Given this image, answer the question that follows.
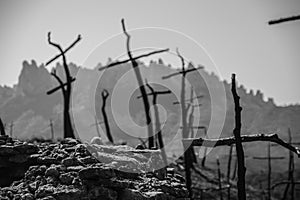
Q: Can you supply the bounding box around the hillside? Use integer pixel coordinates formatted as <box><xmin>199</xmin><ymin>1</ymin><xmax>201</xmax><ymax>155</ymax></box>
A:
<box><xmin>0</xmin><ymin>59</ymin><xmax>299</xmax><ymax>176</ymax></box>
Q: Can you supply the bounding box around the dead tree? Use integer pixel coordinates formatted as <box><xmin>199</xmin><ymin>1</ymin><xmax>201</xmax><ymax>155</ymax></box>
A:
<box><xmin>0</xmin><ymin>117</ymin><xmax>5</xmax><ymax>136</ymax></box>
<box><xmin>46</xmin><ymin>32</ymin><xmax>81</xmax><ymax>139</ymax></box>
<box><xmin>227</xmin><ymin>144</ymin><xmax>233</xmax><ymax>200</ymax></box>
<box><xmin>98</xmin><ymin>19</ymin><xmax>168</xmax><ymax>149</ymax></box>
<box><xmin>137</xmin><ymin>80</ymin><xmax>171</xmax><ymax>165</ymax></box>
<box><xmin>231</xmin><ymin>74</ymin><xmax>246</xmax><ymax>200</ymax></box>
<box><xmin>162</xmin><ymin>49</ymin><xmax>203</xmax><ymax>197</ymax></box>
<box><xmin>217</xmin><ymin>157</ymin><xmax>224</xmax><ymax>200</ymax></box>
<box><xmin>91</xmin><ymin>115</ymin><xmax>103</xmax><ymax>138</ymax></box>
<box><xmin>9</xmin><ymin>121</ymin><xmax>13</xmax><ymax>138</ymax></box>
<box><xmin>101</xmin><ymin>89</ymin><xmax>114</xmax><ymax>144</ymax></box>
<box><xmin>270</xmin><ymin>128</ymin><xmax>297</xmax><ymax>200</ymax></box>
<box><xmin>49</xmin><ymin>119</ymin><xmax>54</xmax><ymax>141</ymax></box>
<box><xmin>269</xmin><ymin>14</ymin><xmax>300</xmax><ymax>25</ymax></box>
<box><xmin>252</xmin><ymin>142</ymin><xmax>285</xmax><ymax>200</ymax></box>
<box><xmin>183</xmin><ymin>74</ymin><xmax>300</xmax><ymax>200</ymax></box>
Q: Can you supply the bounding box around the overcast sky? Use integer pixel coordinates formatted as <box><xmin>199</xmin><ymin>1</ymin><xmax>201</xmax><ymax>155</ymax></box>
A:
<box><xmin>0</xmin><ymin>0</ymin><xmax>299</xmax><ymax>105</ymax></box>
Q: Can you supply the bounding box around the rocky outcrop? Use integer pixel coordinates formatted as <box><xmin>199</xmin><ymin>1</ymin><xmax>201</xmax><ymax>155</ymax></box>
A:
<box><xmin>0</xmin><ymin>136</ymin><xmax>189</xmax><ymax>199</ymax></box>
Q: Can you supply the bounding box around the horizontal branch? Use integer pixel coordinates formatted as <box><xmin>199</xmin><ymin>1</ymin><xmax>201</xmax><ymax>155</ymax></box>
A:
<box><xmin>46</xmin><ymin>34</ymin><xmax>81</xmax><ymax>66</ymax></box>
<box><xmin>162</xmin><ymin>66</ymin><xmax>203</xmax><ymax>79</ymax></box>
<box><xmin>173</xmin><ymin>95</ymin><xmax>204</xmax><ymax>104</ymax></box>
<box><xmin>47</xmin><ymin>77</ymin><xmax>76</xmax><ymax>95</ymax></box>
<box><xmin>252</xmin><ymin>156</ymin><xmax>285</xmax><ymax>160</ymax></box>
<box><xmin>268</xmin><ymin>15</ymin><xmax>300</xmax><ymax>25</ymax></box>
<box><xmin>271</xmin><ymin>181</ymin><xmax>300</xmax><ymax>190</ymax></box>
<box><xmin>182</xmin><ymin>134</ymin><xmax>300</xmax><ymax>157</ymax></box>
<box><xmin>137</xmin><ymin>90</ymin><xmax>171</xmax><ymax>99</ymax></box>
<box><xmin>98</xmin><ymin>48</ymin><xmax>169</xmax><ymax>71</ymax></box>
<box><xmin>180</xmin><ymin>126</ymin><xmax>207</xmax><ymax>129</ymax></box>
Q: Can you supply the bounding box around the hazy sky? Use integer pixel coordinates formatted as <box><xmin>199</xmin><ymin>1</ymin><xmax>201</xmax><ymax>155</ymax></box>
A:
<box><xmin>0</xmin><ymin>0</ymin><xmax>300</xmax><ymax>105</ymax></box>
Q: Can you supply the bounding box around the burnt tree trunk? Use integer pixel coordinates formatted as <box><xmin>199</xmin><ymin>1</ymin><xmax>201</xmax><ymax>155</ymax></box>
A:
<box><xmin>121</xmin><ymin>19</ymin><xmax>154</xmax><ymax>148</ymax></box>
<box><xmin>217</xmin><ymin>157</ymin><xmax>224</xmax><ymax>200</ymax></box>
<box><xmin>0</xmin><ymin>117</ymin><xmax>5</xmax><ymax>136</ymax></box>
<box><xmin>227</xmin><ymin>145</ymin><xmax>233</xmax><ymax>200</ymax></box>
<box><xmin>46</xmin><ymin>32</ymin><xmax>80</xmax><ymax>139</ymax></box>
<box><xmin>231</xmin><ymin>73</ymin><xmax>246</xmax><ymax>200</ymax></box>
<box><xmin>101</xmin><ymin>89</ymin><xmax>114</xmax><ymax>144</ymax></box>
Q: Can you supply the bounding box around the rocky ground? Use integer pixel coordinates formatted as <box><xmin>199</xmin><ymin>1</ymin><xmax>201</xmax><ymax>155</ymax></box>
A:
<box><xmin>0</xmin><ymin>135</ymin><xmax>189</xmax><ymax>200</ymax></box>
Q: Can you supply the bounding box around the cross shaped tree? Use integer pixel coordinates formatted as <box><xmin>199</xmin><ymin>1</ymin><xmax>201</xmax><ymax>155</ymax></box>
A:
<box><xmin>46</xmin><ymin>32</ymin><xmax>81</xmax><ymax>139</ymax></box>
<box><xmin>98</xmin><ymin>19</ymin><xmax>169</xmax><ymax>149</ymax></box>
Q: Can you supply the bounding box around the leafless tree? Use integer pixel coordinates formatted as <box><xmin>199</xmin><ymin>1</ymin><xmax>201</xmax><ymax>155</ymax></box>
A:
<box><xmin>162</xmin><ymin>49</ymin><xmax>203</xmax><ymax>197</ymax></box>
<box><xmin>98</xmin><ymin>19</ymin><xmax>169</xmax><ymax>148</ymax></box>
<box><xmin>46</xmin><ymin>32</ymin><xmax>81</xmax><ymax>139</ymax></box>
<box><xmin>101</xmin><ymin>89</ymin><xmax>114</xmax><ymax>144</ymax></box>
<box><xmin>0</xmin><ymin>117</ymin><xmax>5</xmax><ymax>136</ymax></box>
<box><xmin>137</xmin><ymin>80</ymin><xmax>171</xmax><ymax>165</ymax></box>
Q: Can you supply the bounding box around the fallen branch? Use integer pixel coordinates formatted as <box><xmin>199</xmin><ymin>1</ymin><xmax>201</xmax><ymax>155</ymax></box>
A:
<box><xmin>271</xmin><ymin>181</ymin><xmax>300</xmax><ymax>190</ymax></box>
<box><xmin>183</xmin><ymin>133</ymin><xmax>300</xmax><ymax>157</ymax></box>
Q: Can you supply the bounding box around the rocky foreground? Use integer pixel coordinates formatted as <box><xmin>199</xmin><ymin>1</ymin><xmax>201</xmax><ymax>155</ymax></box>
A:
<box><xmin>0</xmin><ymin>135</ymin><xmax>189</xmax><ymax>200</ymax></box>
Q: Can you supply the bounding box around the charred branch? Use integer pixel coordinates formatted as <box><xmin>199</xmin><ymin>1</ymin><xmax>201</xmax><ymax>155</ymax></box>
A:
<box><xmin>98</xmin><ymin>49</ymin><xmax>169</xmax><ymax>71</ymax></box>
<box><xmin>101</xmin><ymin>89</ymin><xmax>114</xmax><ymax>144</ymax></box>
<box><xmin>183</xmin><ymin>133</ymin><xmax>300</xmax><ymax>157</ymax></box>
<box><xmin>269</xmin><ymin>15</ymin><xmax>300</xmax><ymax>25</ymax></box>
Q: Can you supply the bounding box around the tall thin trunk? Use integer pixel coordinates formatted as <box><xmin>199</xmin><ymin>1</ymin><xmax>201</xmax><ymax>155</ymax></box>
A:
<box><xmin>0</xmin><ymin>117</ymin><xmax>5</xmax><ymax>136</ymax></box>
<box><xmin>231</xmin><ymin>74</ymin><xmax>246</xmax><ymax>200</ymax></box>
<box><xmin>217</xmin><ymin>158</ymin><xmax>224</xmax><ymax>200</ymax></box>
<box><xmin>101</xmin><ymin>89</ymin><xmax>114</xmax><ymax>144</ymax></box>
<box><xmin>267</xmin><ymin>142</ymin><xmax>271</xmax><ymax>200</ymax></box>
<box><xmin>227</xmin><ymin>145</ymin><xmax>233</xmax><ymax>200</ymax></box>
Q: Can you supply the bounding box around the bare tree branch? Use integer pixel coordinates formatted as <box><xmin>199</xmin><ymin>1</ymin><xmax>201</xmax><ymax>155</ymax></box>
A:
<box><xmin>47</xmin><ymin>77</ymin><xmax>76</xmax><ymax>95</ymax></box>
<box><xmin>269</xmin><ymin>15</ymin><xmax>300</xmax><ymax>25</ymax></box>
<box><xmin>183</xmin><ymin>134</ymin><xmax>300</xmax><ymax>157</ymax></box>
<box><xmin>46</xmin><ymin>34</ymin><xmax>81</xmax><ymax>66</ymax></box>
<box><xmin>271</xmin><ymin>181</ymin><xmax>300</xmax><ymax>190</ymax></box>
<box><xmin>98</xmin><ymin>49</ymin><xmax>169</xmax><ymax>71</ymax></box>
<box><xmin>162</xmin><ymin>66</ymin><xmax>203</xmax><ymax>80</ymax></box>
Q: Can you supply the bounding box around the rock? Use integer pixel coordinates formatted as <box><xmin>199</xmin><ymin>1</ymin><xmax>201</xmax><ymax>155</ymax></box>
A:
<box><xmin>35</xmin><ymin>184</ymin><xmax>56</xmax><ymax>198</ymax></box>
<box><xmin>90</xmin><ymin>136</ymin><xmax>103</xmax><ymax>145</ymax></box>
<box><xmin>8</xmin><ymin>154</ymin><xmax>29</xmax><ymax>163</ymax></box>
<box><xmin>118</xmin><ymin>189</ymin><xmax>146</xmax><ymax>200</ymax></box>
<box><xmin>14</xmin><ymin>143</ymin><xmax>39</xmax><ymax>154</ymax></box>
<box><xmin>45</xmin><ymin>166</ymin><xmax>60</xmax><ymax>178</ymax></box>
<box><xmin>59</xmin><ymin>173</ymin><xmax>75</xmax><ymax>185</ymax></box>
<box><xmin>60</xmin><ymin>138</ymin><xmax>79</xmax><ymax>146</ymax></box>
<box><xmin>62</xmin><ymin>157</ymin><xmax>80</xmax><ymax>167</ymax></box>
<box><xmin>53</xmin><ymin>186</ymin><xmax>83</xmax><ymax>200</ymax></box>
<box><xmin>79</xmin><ymin>156</ymin><xmax>99</xmax><ymax>165</ymax></box>
<box><xmin>79</xmin><ymin>165</ymin><xmax>116</xmax><ymax>180</ymax></box>
<box><xmin>23</xmin><ymin>193</ymin><xmax>34</xmax><ymax>200</ymax></box>
<box><xmin>87</xmin><ymin>185</ymin><xmax>117</xmax><ymax>200</ymax></box>
<box><xmin>145</xmin><ymin>191</ymin><xmax>175</xmax><ymax>200</ymax></box>
<box><xmin>0</xmin><ymin>145</ymin><xmax>18</xmax><ymax>156</ymax></box>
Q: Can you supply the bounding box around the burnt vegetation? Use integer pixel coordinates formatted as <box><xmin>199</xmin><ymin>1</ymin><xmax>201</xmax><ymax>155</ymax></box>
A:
<box><xmin>1</xmin><ymin>18</ymin><xmax>299</xmax><ymax>200</ymax></box>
